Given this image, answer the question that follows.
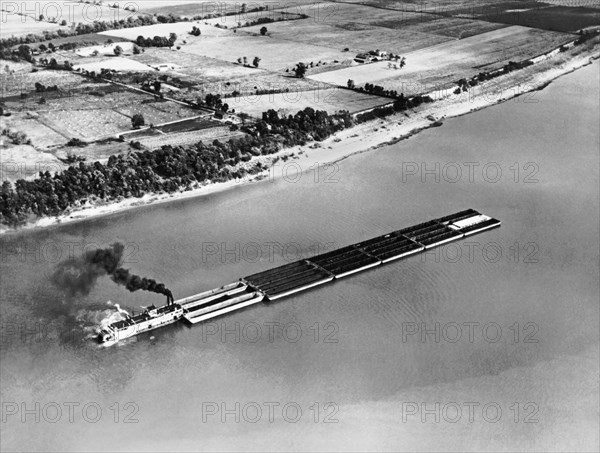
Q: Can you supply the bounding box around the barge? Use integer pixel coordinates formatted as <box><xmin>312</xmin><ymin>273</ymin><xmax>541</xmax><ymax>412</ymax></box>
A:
<box><xmin>98</xmin><ymin>209</ymin><xmax>500</xmax><ymax>345</ymax></box>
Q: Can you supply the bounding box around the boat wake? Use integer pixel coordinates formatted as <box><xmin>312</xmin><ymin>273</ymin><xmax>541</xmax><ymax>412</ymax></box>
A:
<box><xmin>74</xmin><ymin>301</ymin><xmax>129</xmax><ymax>344</ymax></box>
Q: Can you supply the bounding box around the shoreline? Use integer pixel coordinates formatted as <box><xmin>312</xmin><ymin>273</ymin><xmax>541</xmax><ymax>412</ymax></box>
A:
<box><xmin>1</xmin><ymin>51</ymin><xmax>597</xmax><ymax>236</ymax></box>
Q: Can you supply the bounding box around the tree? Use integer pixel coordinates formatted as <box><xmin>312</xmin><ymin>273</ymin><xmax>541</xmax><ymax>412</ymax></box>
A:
<box><xmin>107</xmin><ymin>39</ymin><xmax>113</xmax><ymax>44</ymax></box>
<box><xmin>39</xmin><ymin>14</ymin><xmax>44</xmax><ymax>21</ymax></box>
<box><xmin>294</xmin><ymin>62</ymin><xmax>307</xmax><ymax>78</ymax></box>
<box><xmin>48</xmin><ymin>58</ymin><xmax>59</xmax><ymax>69</ymax></box>
<box><xmin>114</xmin><ymin>45</ymin><xmax>123</xmax><ymax>56</ymax></box>
<box><xmin>60</xmin><ymin>19</ymin><xmax>67</xmax><ymax>26</ymax></box>
<box><xmin>400</xmin><ymin>57</ymin><xmax>406</xmax><ymax>69</ymax></box>
<box><xmin>39</xmin><ymin>44</ymin><xmax>47</xmax><ymax>52</ymax></box>
<box><xmin>190</xmin><ymin>26</ymin><xmax>201</xmax><ymax>36</ymax></box>
<box><xmin>17</xmin><ymin>45</ymin><xmax>32</xmax><ymax>62</ymax></box>
<box><xmin>131</xmin><ymin>114</ymin><xmax>145</xmax><ymax>129</ymax></box>
<box><xmin>169</xmin><ymin>33</ymin><xmax>177</xmax><ymax>45</ymax></box>
<box><xmin>260</xmin><ymin>26</ymin><xmax>267</xmax><ymax>36</ymax></box>
<box><xmin>347</xmin><ymin>79</ymin><xmax>355</xmax><ymax>89</ymax></box>
<box><xmin>243</xmin><ymin>56</ymin><xmax>248</xmax><ymax>66</ymax></box>
<box><xmin>252</xmin><ymin>56</ymin><xmax>261</xmax><ymax>68</ymax></box>
<box><xmin>133</xmin><ymin>45</ymin><xmax>141</xmax><ymax>55</ymax></box>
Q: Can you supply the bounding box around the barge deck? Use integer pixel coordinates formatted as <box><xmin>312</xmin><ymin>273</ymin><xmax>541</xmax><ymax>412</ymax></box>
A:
<box><xmin>101</xmin><ymin>209</ymin><xmax>501</xmax><ymax>343</ymax></box>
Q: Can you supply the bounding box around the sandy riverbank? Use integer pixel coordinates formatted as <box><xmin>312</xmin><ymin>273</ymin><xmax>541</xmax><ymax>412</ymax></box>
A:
<box><xmin>1</xmin><ymin>49</ymin><xmax>597</xmax><ymax>235</ymax></box>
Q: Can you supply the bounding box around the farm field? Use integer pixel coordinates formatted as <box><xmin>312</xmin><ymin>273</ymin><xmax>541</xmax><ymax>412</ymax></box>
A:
<box><xmin>24</xmin><ymin>33</ymin><xmax>130</xmax><ymax>56</ymax></box>
<box><xmin>0</xmin><ymin>0</ymin><xmax>146</xmax><ymax>37</ymax></box>
<box><xmin>542</xmin><ymin>0</ymin><xmax>600</xmax><ymax>7</ymax></box>
<box><xmin>51</xmin><ymin>140</ymin><xmax>133</xmax><ymax>162</ymax></box>
<box><xmin>125</xmin><ymin>47</ymin><xmax>330</xmax><ymax>102</ymax></box>
<box><xmin>2</xmin><ymin>114</ymin><xmax>68</xmax><ymax>147</ymax></box>
<box><xmin>2</xmin><ymin>0</ymin><xmax>145</xmax><ymax>20</ymax></box>
<box><xmin>257</xmin><ymin>3</ymin><xmax>511</xmax><ymax>51</ymax></box>
<box><xmin>73</xmin><ymin>57</ymin><xmax>154</xmax><ymax>73</ymax></box>
<box><xmin>130</xmin><ymin>0</ymin><xmax>224</xmax><ymax>16</ymax></box>
<box><xmin>0</xmin><ymin>59</ymin><xmax>34</xmax><ymax>74</ymax></box>
<box><xmin>308</xmin><ymin>25</ymin><xmax>573</xmax><ymax>94</ymax></box>
<box><xmin>99</xmin><ymin>21</ymin><xmax>230</xmax><ymax>41</ymax></box>
<box><xmin>479</xmin><ymin>6</ymin><xmax>600</xmax><ymax>32</ymax></box>
<box><xmin>2</xmin><ymin>0</ymin><xmax>595</xmax><ymax>170</ymax></box>
<box><xmin>358</xmin><ymin>0</ymin><xmax>528</xmax><ymax>13</ymax></box>
<box><xmin>137</xmin><ymin>0</ymin><xmax>316</xmax><ymax>17</ymax></box>
<box><xmin>197</xmin><ymin>71</ymin><xmax>331</xmax><ymax>98</ymax></box>
<box><xmin>367</xmin><ymin>16</ymin><xmax>508</xmax><ymax>38</ymax></box>
<box><xmin>273</xmin><ymin>1</ymin><xmax>502</xmax><ymax>31</ymax></box>
<box><xmin>131</xmin><ymin>48</ymin><xmax>259</xmax><ymax>82</ymax></box>
<box><xmin>135</xmin><ymin>126</ymin><xmax>242</xmax><ymax>149</ymax></box>
<box><xmin>2</xmin><ymin>80</ymin><xmax>201</xmax><ymax>146</ymax></box>
<box><xmin>38</xmin><ymin>108</ymin><xmax>132</xmax><ymax>141</ymax></box>
<box><xmin>179</xmin><ymin>34</ymin><xmax>349</xmax><ymax>71</ymax></box>
<box><xmin>0</xmin><ymin>12</ymin><xmax>61</xmax><ymax>38</ymax></box>
<box><xmin>0</xmin><ymin>143</ymin><xmax>65</xmax><ymax>183</ymax></box>
<box><xmin>0</xmin><ymin>69</ymin><xmax>85</xmax><ymax>97</ymax></box>
<box><xmin>359</xmin><ymin>0</ymin><xmax>599</xmax><ymax>32</ymax></box>
<box><xmin>200</xmin><ymin>10</ymin><xmax>307</xmax><ymax>28</ymax></box>
<box><xmin>273</xmin><ymin>1</ymin><xmax>513</xmax><ymax>38</ymax></box>
<box><xmin>76</xmin><ymin>41</ymin><xmax>136</xmax><ymax>57</ymax></box>
<box><xmin>228</xmin><ymin>87</ymin><xmax>390</xmax><ymax>118</ymax></box>
<box><xmin>239</xmin><ymin>19</ymin><xmax>452</xmax><ymax>55</ymax></box>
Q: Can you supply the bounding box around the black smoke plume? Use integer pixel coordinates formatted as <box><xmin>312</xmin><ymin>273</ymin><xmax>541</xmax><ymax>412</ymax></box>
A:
<box><xmin>53</xmin><ymin>243</ymin><xmax>173</xmax><ymax>303</ymax></box>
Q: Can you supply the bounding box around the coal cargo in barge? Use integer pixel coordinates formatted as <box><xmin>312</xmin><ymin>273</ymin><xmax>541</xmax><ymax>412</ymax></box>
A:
<box><xmin>98</xmin><ymin>209</ymin><xmax>501</xmax><ymax>345</ymax></box>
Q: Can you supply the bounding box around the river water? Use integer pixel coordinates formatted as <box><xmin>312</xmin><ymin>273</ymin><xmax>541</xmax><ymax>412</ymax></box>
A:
<box><xmin>1</xmin><ymin>61</ymin><xmax>598</xmax><ymax>452</ymax></box>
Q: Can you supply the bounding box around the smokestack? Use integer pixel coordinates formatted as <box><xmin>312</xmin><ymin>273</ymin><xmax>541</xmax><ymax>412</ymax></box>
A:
<box><xmin>53</xmin><ymin>243</ymin><xmax>174</xmax><ymax>304</ymax></box>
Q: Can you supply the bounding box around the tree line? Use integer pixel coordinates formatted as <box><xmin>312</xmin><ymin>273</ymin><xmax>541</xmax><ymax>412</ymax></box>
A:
<box><xmin>0</xmin><ymin>14</ymin><xmax>181</xmax><ymax>59</ymax></box>
<box><xmin>0</xmin><ymin>107</ymin><xmax>355</xmax><ymax>226</ymax></box>
<box><xmin>135</xmin><ymin>34</ymin><xmax>177</xmax><ymax>48</ymax></box>
<box><xmin>354</xmin><ymin>94</ymin><xmax>434</xmax><ymax>123</ymax></box>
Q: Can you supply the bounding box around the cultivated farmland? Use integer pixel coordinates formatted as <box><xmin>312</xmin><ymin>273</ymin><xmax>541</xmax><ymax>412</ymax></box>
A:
<box><xmin>2</xmin><ymin>79</ymin><xmax>201</xmax><ymax>145</ymax></box>
<box><xmin>73</xmin><ymin>57</ymin><xmax>154</xmax><ymax>73</ymax></box>
<box><xmin>2</xmin><ymin>114</ymin><xmax>68</xmax><ymax>147</ymax></box>
<box><xmin>135</xmin><ymin>126</ymin><xmax>241</xmax><ymax>149</ymax></box>
<box><xmin>99</xmin><ymin>21</ymin><xmax>230</xmax><ymax>41</ymax></box>
<box><xmin>239</xmin><ymin>19</ymin><xmax>453</xmax><ymax>55</ymax></box>
<box><xmin>0</xmin><ymin>13</ymin><xmax>61</xmax><ymax>38</ymax></box>
<box><xmin>2</xmin><ymin>0</ymin><xmax>596</xmax><ymax>179</ymax></box>
<box><xmin>227</xmin><ymin>87</ymin><xmax>391</xmax><ymax>118</ymax></box>
<box><xmin>308</xmin><ymin>26</ymin><xmax>574</xmax><ymax>94</ymax></box>
<box><xmin>0</xmin><ymin>69</ymin><xmax>84</xmax><ymax>97</ymax></box>
<box><xmin>358</xmin><ymin>0</ymin><xmax>599</xmax><ymax>32</ymax></box>
<box><xmin>131</xmin><ymin>48</ymin><xmax>259</xmax><ymax>82</ymax></box>
<box><xmin>181</xmin><ymin>34</ymin><xmax>349</xmax><ymax>71</ymax></box>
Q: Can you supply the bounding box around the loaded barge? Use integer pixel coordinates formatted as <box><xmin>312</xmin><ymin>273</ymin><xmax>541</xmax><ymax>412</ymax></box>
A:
<box><xmin>98</xmin><ymin>209</ymin><xmax>500</xmax><ymax>344</ymax></box>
